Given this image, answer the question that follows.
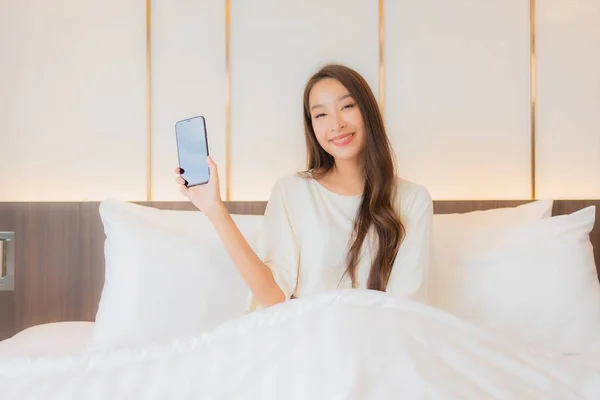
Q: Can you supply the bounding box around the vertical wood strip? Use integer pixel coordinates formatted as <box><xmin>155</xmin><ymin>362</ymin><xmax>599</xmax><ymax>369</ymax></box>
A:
<box><xmin>378</xmin><ymin>0</ymin><xmax>385</xmax><ymax>118</ymax></box>
<box><xmin>146</xmin><ymin>0</ymin><xmax>153</xmax><ymax>201</ymax></box>
<box><xmin>530</xmin><ymin>0</ymin><xmax>537</xmax><ymax>199</ymax></box>
<box><xmin>225</xmin><ymin>0</ymin><xmax>232</xmax><ymax>201</ymax></box>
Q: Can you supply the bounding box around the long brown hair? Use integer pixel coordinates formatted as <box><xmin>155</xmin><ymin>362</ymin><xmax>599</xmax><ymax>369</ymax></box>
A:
<box><xmin>301</xmin><ymin>64</ymin><xmax>405</xmax><ymax>291</ymax></box>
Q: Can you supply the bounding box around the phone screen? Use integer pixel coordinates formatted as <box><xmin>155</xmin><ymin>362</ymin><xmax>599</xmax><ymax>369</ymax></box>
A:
<box><xmin>175</xmin><ymin>116</ymin><xmax>210</xmax><ymax>187</ymax></box>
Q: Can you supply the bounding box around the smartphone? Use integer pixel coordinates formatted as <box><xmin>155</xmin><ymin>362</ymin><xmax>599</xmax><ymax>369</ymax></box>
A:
<box><xmin>175</xmin><ymin>115</ymin><xmax>210</xmax><ymax>187</ymax></box>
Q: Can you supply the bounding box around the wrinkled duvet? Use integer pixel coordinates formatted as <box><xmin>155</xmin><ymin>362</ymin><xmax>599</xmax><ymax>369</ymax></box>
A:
<box><xmin>0</xmin><ymin>290</ymin><xmax>598</xmax><ymax>399</ymax></box>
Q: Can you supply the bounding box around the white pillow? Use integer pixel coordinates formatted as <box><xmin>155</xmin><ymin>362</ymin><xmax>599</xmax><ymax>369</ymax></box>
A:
<box><xmin>434</xmin><ymin>199</ymin><xmax>554</xmax><ymax>228</ymax></box>
<box><xmin>91</xmin><ymin>199</ymin><xmax>263</xmax><ymax>351</ymax></box>
<box><xmin>436</xmin><ymin>206</ymin><xmax>600</xmax><ymax>354</ymax></box>
<box><xmin>431</xmin><ymin>199</ymin><xmax>554</xmax><ymax>305</ymax></box>
<box><xmin>0</xmin><ymin>322</ymin><xmax>94</xmax><ymax>356</ymax></box>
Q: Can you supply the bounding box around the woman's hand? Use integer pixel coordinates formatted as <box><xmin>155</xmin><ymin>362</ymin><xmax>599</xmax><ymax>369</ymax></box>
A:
<box><xmin>175</xmin><ymin>156</ymin><xmax>224</xmax><ymax>218</ymax></box>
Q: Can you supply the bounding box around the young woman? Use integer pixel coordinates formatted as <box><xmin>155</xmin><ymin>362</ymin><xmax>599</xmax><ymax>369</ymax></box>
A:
<box><xmin>175</xmin><ymin>64</ymin><xmax>434</xmax><ymax>310</ymax></box>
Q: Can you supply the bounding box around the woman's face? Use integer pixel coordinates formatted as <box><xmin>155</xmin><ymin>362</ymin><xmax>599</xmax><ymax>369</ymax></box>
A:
<box><xmin>308</xmin><ymin>78</ymin><xmax>365</xmax><ymax>163</ymax></box>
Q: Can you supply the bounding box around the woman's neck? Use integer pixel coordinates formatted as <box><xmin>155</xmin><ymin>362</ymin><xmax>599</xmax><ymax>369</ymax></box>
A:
<box><xmin>326</xmin><ymin>159</ymin><xmax>364</xmax><ymax>196</ymax></box>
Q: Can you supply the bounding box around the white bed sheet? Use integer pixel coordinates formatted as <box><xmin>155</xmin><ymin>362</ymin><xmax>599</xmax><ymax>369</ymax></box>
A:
<box><xmin>0</xmin><ymin>321</ymin><xmax>94</xmax><ymax>357</ymax></box>
<box><xmin>0</xmin><ymin>290</ymin><xmax>598</xmax><ymax>400</ymax></box>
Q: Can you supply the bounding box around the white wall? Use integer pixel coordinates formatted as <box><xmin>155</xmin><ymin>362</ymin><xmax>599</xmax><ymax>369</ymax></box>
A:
<box><xmin>536</xmin><ymin>0</ymin><xmax>600</xmax><ymax>199</ymax></box>
<box><xmin>0</xmin><ymin>0</ymin><xmax>147</xmax><ymax>201</ymax></box>
<box><xmin>229</xmin><ymin>0</ymin><xmax>379</xmax><ymax>200</ymax></box>
<box><xmin>1</xmin><ymin>1</ymin><xmax>599</xmax><ymax>202</ymax></box>
<box><xmin>386</xmin><ymin>1</ymin><xmax>531</xmax><ymax>200</ymax></box>
<box><xmin>150</xmin><ymin>0</ymin><xmax>227</xmax><ymax>201</ymax></box>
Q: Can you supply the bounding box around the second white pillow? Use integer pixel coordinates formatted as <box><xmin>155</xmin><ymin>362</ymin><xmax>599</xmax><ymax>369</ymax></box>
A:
<box><xmin>436</xmin><ymin>206</ymin><xmax>600</xmax><ymax>354</ymax></box>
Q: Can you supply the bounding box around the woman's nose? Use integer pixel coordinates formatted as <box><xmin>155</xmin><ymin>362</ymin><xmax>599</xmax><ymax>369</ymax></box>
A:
<box><xmin>330</xmin><ymin>111</ymin><xmax>345</xmax><ymax>132</ymax></box>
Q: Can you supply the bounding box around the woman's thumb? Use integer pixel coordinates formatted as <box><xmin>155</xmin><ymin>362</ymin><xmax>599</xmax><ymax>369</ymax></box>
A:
<box><xmin>207</xmin><ymin>156</ymin><xmax>218</xmax><ymax>178</ymax></box>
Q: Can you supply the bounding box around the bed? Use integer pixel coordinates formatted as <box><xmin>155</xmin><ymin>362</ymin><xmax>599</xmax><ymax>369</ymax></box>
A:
<box><xmin>0</xmin><ymin>198</ymin><xmax>598</xmax><ymax>399</ymax></box>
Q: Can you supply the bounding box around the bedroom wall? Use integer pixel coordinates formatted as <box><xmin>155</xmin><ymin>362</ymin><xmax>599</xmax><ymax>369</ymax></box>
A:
<box><xmin>0</xmin><ymin>0</ymin><xmax>599</xmax><ymax>202</ymax></box>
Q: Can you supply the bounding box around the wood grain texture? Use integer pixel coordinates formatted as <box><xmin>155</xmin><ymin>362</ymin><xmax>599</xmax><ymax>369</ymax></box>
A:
<box><xmin>0</xmin><ymin>292</ymin><xmax>14</xmax><ymax>340</ymax></box>
<box><xmin>0</xmin><ymin>199</ymin><xmax>598</xmax><ymax>341</ymax></box>
<box><xmin>9</xmin><ymin>203</ymin><xmax>106</xmax><ymax>331</ymax></box>
<box><xmin>434</xmin><ymin>200</ymin><xmax>530</xmax><ymax>214</ymax></box>
<box><xmin>137</xmin><ymin>201</ymin><xmax>267</xmax><ymax>215</ymax></box>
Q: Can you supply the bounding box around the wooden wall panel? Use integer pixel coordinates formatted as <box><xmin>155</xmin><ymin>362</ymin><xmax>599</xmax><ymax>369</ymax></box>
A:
<box><xmin>0</xmin><ymin>292</ymin><xmax>14</xmax><ymax>341</ymax></box>
<box><xmin>10</xmin><ymin>203</ymin><xmax>106</xmax><ymax>331</ymax></box>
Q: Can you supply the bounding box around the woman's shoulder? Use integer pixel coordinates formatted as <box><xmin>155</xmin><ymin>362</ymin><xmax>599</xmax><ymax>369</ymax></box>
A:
<box><xmin>272</xmin><ymin>172</ymin><xmax>312</xmax><ymax>189</ymax></box>
<box><xmin>394</xmin><ymin>176</ymin><xmax>433</xmax><ymax>214</ymax></box>
<box><xmin>269</xmin><ymin>172</ymin><xmax>314</xmax><ymax>198</ymax></box>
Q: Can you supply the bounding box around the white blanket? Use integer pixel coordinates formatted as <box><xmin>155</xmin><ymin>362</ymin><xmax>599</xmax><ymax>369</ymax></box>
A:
<box><xmin>0</xmin><ymin>290</ymin><xmax>598</xmax><ymax>400</ymax></box>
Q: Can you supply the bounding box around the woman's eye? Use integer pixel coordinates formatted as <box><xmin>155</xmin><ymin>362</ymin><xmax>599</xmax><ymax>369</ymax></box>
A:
<box><xmin>314</xmin><ymin>113</ymin><xmax>326</xmax><ymax>119</ymax></box>
<box><xmin>342</xmin><ymin>103</ymin><xmax>355</xmax><ymax>110</ymax></box>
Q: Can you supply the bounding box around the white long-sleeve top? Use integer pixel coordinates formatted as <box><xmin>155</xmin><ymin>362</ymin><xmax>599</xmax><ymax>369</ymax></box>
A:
<box><xmin>249</xmin><ymin>173</ymin><xmax>434</xmax><ymax>310</ymax></box>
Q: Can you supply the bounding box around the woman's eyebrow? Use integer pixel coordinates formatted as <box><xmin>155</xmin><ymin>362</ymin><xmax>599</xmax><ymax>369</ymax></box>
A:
<box><xmin>310</xmin><ymin>94</ymin><xmax>353</xmax><ymax>110</ymax></box>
